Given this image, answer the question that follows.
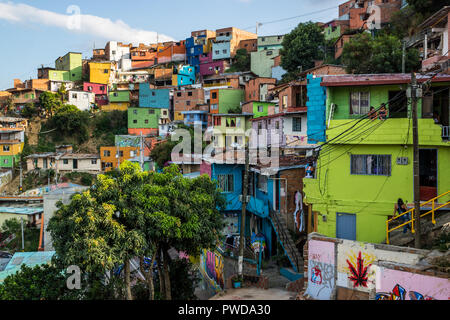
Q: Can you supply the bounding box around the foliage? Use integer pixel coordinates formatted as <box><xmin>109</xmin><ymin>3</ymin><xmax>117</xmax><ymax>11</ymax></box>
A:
<box><xmin>39</xmin><ymin>91</ymin><xmax>61</xmax><ymax>118</ymax></box>
<box><xmin>0</xmin><ymin>264</ymin><xmax>69</xmax><ymax>300</ymax></box>
<box><xmin>150</xmin><ymin>140</ymin><xmax>178</xmax><ymax>169</ymax></box>
<box><xmin>406</xmin><ymin>0</ymin><xmax>450</xmax><ymax>17</ymax></box>
<box><xmin>280</xmin><ymin>22</ymin><xmax>325</xmax><ymax>76</ymax></box>
<box><xmin>48</xmin><ymin>162</ymin><xmax>224</xmax><ymax>300</ymax></box>
<box><xmin>47</xmin><ymin>104</ymin><xmax>90</xmax><ymax>143</ymax></box>
<box><xmin>342</xmin><ymin>33</ymin><xmax>421</xmax><ymax>74</ymax></box>
<box><xmin>63</xmin><ymin>172</ymin><xmax>95</xmax><ymax>186</ymax></box>
<box><xmin>0</xmin><ymin>218</ymin><xmax>40</xmax><ymax>252</ymax></box>
<box><xmin>20</xmin><ymin>103</ymin><xmax>39</xmax><ymax>118</ymax></box>
<box><xmin>227</xmin><ymin>106</ymin><xmax>242</xmax><ymax>114</ymax></box>
<box><xmin>226</xmin><ymin>49</ymin><xmax>251</xmax><ymax>73</ymax></box>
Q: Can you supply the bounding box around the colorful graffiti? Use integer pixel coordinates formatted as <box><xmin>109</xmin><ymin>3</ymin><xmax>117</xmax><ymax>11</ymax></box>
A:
<box><xmin>376</xmin><ymin>284</ymin><xmax>435</xmax><ymax>300</ymax></box>
<box><xmin>200</xmin><ymin>249</ymin><xmax>225</xmax><ymax>292</ymax></box>
<box><xmin>305</xmin><ymin>240</ymin><xmax>336</xmax><ymax>300</ymax></box>
<box><xmin>346</xmin><ymin>251</ymin><xmax>372</xmax><ymax>288</ymax></box>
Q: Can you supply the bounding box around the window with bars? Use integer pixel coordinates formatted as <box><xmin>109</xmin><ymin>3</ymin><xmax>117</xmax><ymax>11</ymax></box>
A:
<box><xmin>350</xmin><ymin>92</ymin><xmax>370</xmax><ymax>115</ymax></box>
<box><xmin>217</xmin><ymin>174</ymin><xmax>234</xmax><ymax>192</ymax></box>
<box><xmin>293</xmin><ymin>117</ymin><xmax>302</xmax><ymax>132</ymax></box>
<box><xmin>351</xmin><ymin>154</ymin><xmax>391</xmax><ymax>176</ymax></box>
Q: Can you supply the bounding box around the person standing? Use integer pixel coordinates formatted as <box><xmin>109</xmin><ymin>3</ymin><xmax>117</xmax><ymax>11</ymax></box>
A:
<box><xmin>394</xmin><ymin>198</ymin><xmax>411</xmax><ymax>233</ymax></box>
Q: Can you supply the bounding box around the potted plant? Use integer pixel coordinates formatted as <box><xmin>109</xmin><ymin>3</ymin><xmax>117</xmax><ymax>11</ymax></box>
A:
<box><xmin>232</xmin><ymin>275</ymin><xmax>243</xmax><ymax>289</ymax></box>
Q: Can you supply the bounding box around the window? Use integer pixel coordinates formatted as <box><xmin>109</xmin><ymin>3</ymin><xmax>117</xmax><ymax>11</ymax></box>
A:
<box><xmin>211</xmin><ymin>104</ymin><xmax>218</xmax><ymax>110</ymax></box>
<box><xmin>163</xmin><ymin>110</ymin><xmax>167</xmax><ymax>115</ymax></box>
<box><xmin>152</xmin><ymin>92</ymin><xmax>156</xmax><ymax>96</ymax></box>
<box><xmin>257</xmin><ymin>105</ymin><xmax>264</xmax><ymax>113</ymax></box>
<box><xmin>257</xmin><ymin>175</ymin><xmax>268</xmax><ymax>193</ymax></box>
<box><xmin>258</xmin><ymin>122</ymin><xmax>262</xmax><ymax>135</ymax></box>
<box><xmin>177</xmin><ymin>92</ymin><xmax>182</xmax><ymax>97</ymax></box>
<box><xmin>3</xmin><ymin>159</ymin><xmax>8</xmax><ymax>164</ymax></box>
<box><xmin>2</xmin><ymin>146</ymin><xmax>10</xmax><ymax>152</ymax></box>
<box><xmin>275</xmin><ymin>121</ymin><xmax>279</xmax><ymax>129</ymax></box>
<box><xmin>91</xmin><ymin>159</ymin><xmax>97</xmax><ymax>165</ymax></box>
<box><xmin>63</xmin><ymin>159</ymin><xmax>69</xmax><ymax>164</ymax></box>
<box><xmin>118</xmin><ymin>151</ymin><xmax>124</xmax><ymax>157</ymax></box>
<box><xmin>351</xmin><ymin>155</ymin><xmax>391</xmax><ymax>176</ymax></box>
<box><xmin>188</xmin><ymin>91</ymin><xmax>193</xmax><ymax>96</ymax></box>
<box><xmin>103</xmin><ymin>69</ymin><xmax>109</xmax><ymax>74</ymax></box>
<box><xmin>133</xmin><ymin>110</ymin><xmax>137</xmax><ymax>114</ymax></box>
<box><xmin>72</xmin><ymin>93</ymin><xmax>77</xmax><ymax>99</ymax></box>
<box><xmin>214</xmin><ymin>117</ymin><xmax>221</xmax><ymax>126</ymax></box>
<box><xmin>217</xmin><ymin>174</ymin><xmax>234</xmax><ymax>192</ymax></box>
<box><xmin>186</xmin><ymin>101</ymin><xmax>191</xmax><ymax>106</ymax></box>
<box><xmin>103</xmin><ymin>150</ymin><xmax>111</xmax><ymax>157</ymax></box>
<box><xmin>292</xmin><ymin>117</ymin><xmax>302</xmax><ymax>132</ymax></box>
<box><xmin>213</xmin><ymin>135</ymin><xmax>219</xmax><ymax>147</ymax></box>
<box><xmin>148</xmin><ymin>109</ymin><xmax>155</xmax><ymax>114</ymax></box>
<box><xmin>215</xmin><ymin>50</ymin><xmax>220</xmax><ymax>55</ymax></box>
<box><xmin>133</xmin><ymin>120</ymin><xmax>137</xmax><ymax>124</ymax></box>
<box><xmin>100</xmin><ymin>86</ymin><xmax>104</xmax><ymax>91</ymax></box>
<box><xmin>130</xmin><ymin>151</ymin><xmax>135</xmax><ymax>157</ymax></box>
<box><xmin>350</xmin><ymin>92</ymin><xmax>370</xmax><ymax>115</ymax></box>
<box><xmin>114</xmin><ymin>92</ymin><xmax>118</xmax><ymax>97</ymax></box>
<box><xmin>266</xmin><ymin>51</ymin><xmax>273</xmax><ymax>56</ymax></box>
<box><xmin>145</xmin><ymin>119</ymin><xmax>149</xmax><ymax>124</ymax></box>
<box><xmin>88</xmin><ymin>86</ymin><xmax>93</xmax><ymax>91</ymax></box>
<box><xmin>226</xmin><ymin>117</ymin><xmax>236</xmax><ymax>127</ymax></box>
<box><xmin>223</xmin><ymin>49</ymin><xmax>227</xmax><ymax>54</ymax></box>
<box><xmin>212</xmin><ymin>92</ymin><xmax>217</xmax><ymax>99</ymax></box>
<box><xmin>261</xmin><ymin>37</ymin><xmax>266</xmax><ymax>42</ymax></box>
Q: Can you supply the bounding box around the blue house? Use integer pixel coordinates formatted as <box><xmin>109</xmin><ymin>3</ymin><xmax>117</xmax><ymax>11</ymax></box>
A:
<box><xmin>185</xmin><ymin>36</ymin><xmax>205</xmax><ymax>70</ymax></box>
<box><xmin>139</xmin><ymin>84</ymin><xmax>170</xmax><ymax>109</ymax></box>
<box><xmin>181</xmin><ymin>110</ymin><xmax>208</xmax><ymax>129</ymax></box>
<box><xmin>173</xmin><ymin>65</ymin><xmax>196</xmax><ymax>87</ymax></box>
<box><xmin>306</xmin><ymin>74</ymin><xmax>327</xmax><ymax>144</ymax></box>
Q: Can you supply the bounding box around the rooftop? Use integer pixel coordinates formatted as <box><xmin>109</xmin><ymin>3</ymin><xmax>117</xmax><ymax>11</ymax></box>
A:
<box><xmin>320</xmin><ymin>73</ymin><xmax>450</xmax><ymax>86</ymax></box>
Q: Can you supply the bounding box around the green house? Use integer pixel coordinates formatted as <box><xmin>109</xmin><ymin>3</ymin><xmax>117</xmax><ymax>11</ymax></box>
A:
<box><xmin>55</xmin><ymin>52</ymin><xmax>82</xmax><ymax>82</ymax></box>
<box><xmin>109</xmin><ymin>90</ymin><xmax>130</xmax><ymax>103</ymax></box>
<box><xmin>128</xmin><ymin>108</ymin><xmax>161</xmax><ymax>129</ymax></box>
<box><xmin>242</xmin><ymin>101</ymin><xmax>276</xmax><ymax>118</ymax></box>
<box><xmin>303</xmin><ymin>73</ymin><xmax>450</xmax><ymax>244</ymax></box>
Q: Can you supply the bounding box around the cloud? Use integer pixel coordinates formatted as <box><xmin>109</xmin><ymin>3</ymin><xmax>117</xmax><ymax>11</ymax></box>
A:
<box><xmin>0</xmin><ymin>2</ymin><xmax>175</xmax><ymax>44</ymax></box>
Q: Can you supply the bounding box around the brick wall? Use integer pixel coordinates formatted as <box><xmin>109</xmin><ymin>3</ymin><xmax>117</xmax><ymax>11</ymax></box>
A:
<box><xmin>279</xmin><ymin>168</ymin><xmax>305</xmax><ymax>232</ymax></box>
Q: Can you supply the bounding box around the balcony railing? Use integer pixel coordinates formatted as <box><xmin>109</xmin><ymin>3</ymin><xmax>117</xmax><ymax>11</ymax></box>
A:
<box><xmin>443</xmin><ymin>126</ymin><xmax>449</xmax><ymax>140</ymax></box>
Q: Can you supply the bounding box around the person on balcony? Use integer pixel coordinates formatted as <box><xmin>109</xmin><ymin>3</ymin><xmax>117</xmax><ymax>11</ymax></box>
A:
<box><xmin>433</xmin><ymin>111</ymin><xmax>440</xmax><ymax>124</ymax></box>
<box><xmin>368</xmin><ymin>106</ymin><xmax>377</xmax><ymax>120</ymax></box>
<box><xmin>393</xmin><ymin>198</ymin><xmax>411</xmax><ymax>233</ymax></box>
<box><xmin>378</xmin><ymin>104</ymin><xmax>388</xmax><ymax>120</ymax></box>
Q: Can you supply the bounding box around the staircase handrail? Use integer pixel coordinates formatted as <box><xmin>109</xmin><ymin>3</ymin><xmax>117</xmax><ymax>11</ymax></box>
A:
<box><xmin>386</xmin><ymin>190</ymin><xmax>450</xmax><ymax>244</ymax></box>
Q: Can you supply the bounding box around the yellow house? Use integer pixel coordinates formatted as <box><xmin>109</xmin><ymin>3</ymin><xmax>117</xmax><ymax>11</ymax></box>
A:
<box><xmin>174</xmin><ymin>111</ymin><xmax>184</xmax><ymax>121</ymax></box>
<box><xmin>89</xmin><ymin>62</ymin><xmax>112</xmax><ymax>85</ymax></box>
<box><xmin>101</xmin><ymin>102</ymin><xmax>130</xmax><ymax>112</ymax></box>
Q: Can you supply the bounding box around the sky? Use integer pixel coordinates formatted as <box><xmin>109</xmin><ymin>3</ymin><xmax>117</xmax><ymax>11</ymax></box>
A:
<box><xmin>0</xmin><ymin>0</ymin><xmax>342</xmax><ymax>90</ymax></box>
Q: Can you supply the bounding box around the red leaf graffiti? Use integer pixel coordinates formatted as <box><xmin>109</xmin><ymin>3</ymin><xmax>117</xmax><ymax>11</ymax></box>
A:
<box><xmin>346</xmin><ymin>252</ymin><xmax>371</xmax><ymax>287</ymax></box>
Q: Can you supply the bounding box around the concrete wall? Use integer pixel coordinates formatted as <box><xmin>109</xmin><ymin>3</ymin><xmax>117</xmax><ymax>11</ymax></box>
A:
<box><xmin>303</xmin><ymin>233</ymin><xmax>449</xmax><ymax>300</ymax></box>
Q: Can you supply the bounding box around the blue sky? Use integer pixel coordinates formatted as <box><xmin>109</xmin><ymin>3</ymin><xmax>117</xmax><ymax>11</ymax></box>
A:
<box><xmin>0</xmin><ymin>0</ymin><xmax>341</xmax><ymax>90</ymax></box>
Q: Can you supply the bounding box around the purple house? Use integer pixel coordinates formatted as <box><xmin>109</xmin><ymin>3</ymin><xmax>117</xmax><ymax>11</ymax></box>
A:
<box><xmin>199</xmin><ymin>52</ymin><xmax>228</xmax><ymax>76</ymax></box>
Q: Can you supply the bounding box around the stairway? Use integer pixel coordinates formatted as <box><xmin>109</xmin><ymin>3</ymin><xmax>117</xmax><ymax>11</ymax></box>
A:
<box><xmin>269</xmin><ymin>210</ymin><xmax>303</xmax><ymax>273</ymax></box>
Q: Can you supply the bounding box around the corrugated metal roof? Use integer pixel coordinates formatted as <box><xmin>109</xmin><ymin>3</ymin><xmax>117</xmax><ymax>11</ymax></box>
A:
<box><xmin>0</xmin><ymin>251</ymin><xmax>55</xmax><ymax>283</ymax></box>
<box><xmin>0</xmin><ymin>207</ymin><xmax>43</xmax><ymax>215</ymax></box>
<box><xmin>321</xmin><ymin>73</ymin><xmax>450</xmax><ymax>87</ymax></box>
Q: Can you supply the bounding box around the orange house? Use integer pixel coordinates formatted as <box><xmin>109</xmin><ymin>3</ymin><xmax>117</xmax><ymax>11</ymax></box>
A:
<box><xmin>100</xmin><ymin>146</ymin><xmax>140</xmax><ymax>172</ymax></box>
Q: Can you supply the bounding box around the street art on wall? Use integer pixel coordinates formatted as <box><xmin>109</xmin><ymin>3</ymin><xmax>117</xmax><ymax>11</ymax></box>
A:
<box><xmin>199</xmin><ymin>249</ymin><xmax>225</xmax><ymax>292</ymax></box>
<box><xmin>222</xmin><ymin>213</ymin><xmax>239</xmax><ymax>236</ymax></box>
<box><xmin>305</xmin><ymin>240</ymin><xmax>335</xmax><ymax>300</ymax></box>
<box><xmin>375</xmin><ymin>267</ymin><xmax>449</xmax><ymax>300</ymax></box>
<box><xmin>346</xmin><ymin>251</ymin><xmax>373</xmax><ymax>288</ymax></box>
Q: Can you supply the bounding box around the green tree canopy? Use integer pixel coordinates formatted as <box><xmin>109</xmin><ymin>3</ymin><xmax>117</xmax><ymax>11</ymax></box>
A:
<box><xmin>280</xmin><ymin>22</ymin><xmax>325</xmax><ymax>74</ymax></box>
<box><xmin>342</xmin><ymin>33</ymin><xmax>420</xmax><ymax>74</ymax></box>
<box><xmin>39</xmin><ymin>91</ymin><xmax>61</xmax><ymax>118</ymax></box>
<box><xmin>226</xmin><ymin>48</ymin><xmax>251</xmax><ymax>73</ymax></box>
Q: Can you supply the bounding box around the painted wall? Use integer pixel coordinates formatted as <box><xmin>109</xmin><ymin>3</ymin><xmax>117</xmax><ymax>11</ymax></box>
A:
<box><xmin>212</xmin><ymin>41</ymin><xmax>231</xmax><ymax>60</ymax></box>
<box><xmin>68</xmin><ymin>91</ymin><xmax>95</xmax><ymax>111</ymax></box>
<box><xmin>250</xmin><ymin>49</ymin><xmax>280</xmax><ymax>77</ymax></box>
<box><xmin>101</xmin><ymin>102</ymin><xmax>129</xmax><ymax>111</ymax></box>
<box><xmin>89</xmin><ymin>62</ymin><xmax>112</xmax><ymax>85</ymax></box>
<box><xmin>139</xmin><ymin>85</ymin><xmax>170</xmax><ymax>109</ymax></box>
<box><xmin>199</xmin><ymin>249</ymin><xmax>225</xmax><ymax>292</ymax></box>
<box><xmin>83</xmin><ymin>82</ymin><xmax>107</xmax><ymax>95</ymax></box>
<box><xmin>128</xmin><ymin>107</ymin><xmax>161</xmax><ymax>129</ymax></box>
<box><xmin>304</xmin><ymin>239</ymin><xmax>336</xmax><ymax>300</ymax></box>
<box><xmin>217</xmin><ymin>89</ymin><xmax>245</xmax><ymax>114</ymax></box>
<box><xmin>306</xmin><ymin>75</ymin><xmax>326</xmax><ymax>143</ymax></box>
<box><xmin>211</xmin><ymin>163</ymin><xmax>243</xmax><ymax>212</ymax></box>
<box><xmin>109</xmin><ymin>90</ymin><xmax>130</xmax><ymax>103</ymax></box>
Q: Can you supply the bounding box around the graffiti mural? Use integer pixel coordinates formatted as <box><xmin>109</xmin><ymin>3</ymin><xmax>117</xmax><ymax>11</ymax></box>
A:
<box><xmin>376</xmin><ymin>284</ymin><xmax>435</xmax><ymax>300</ymax></box>
<box><xmin>305</xmin><ymin>240</ymin><xmax>336</xmax><ymax>300</ymax></box>
<box><xmin>199</xmin><ymin>249</ymin><xmax>225</xmax><ymax>292</ymax></box>
<box><xmin>346</xmin><ymin>251</ymin><xmax>372</xmax><ymax>288</ymax></box>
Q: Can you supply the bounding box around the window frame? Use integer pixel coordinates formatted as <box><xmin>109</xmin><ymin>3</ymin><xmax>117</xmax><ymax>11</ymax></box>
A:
<box><xmin>350</xmin><ymin>154</ymin><xmax>391</xmax><ymax>176</ymax></box>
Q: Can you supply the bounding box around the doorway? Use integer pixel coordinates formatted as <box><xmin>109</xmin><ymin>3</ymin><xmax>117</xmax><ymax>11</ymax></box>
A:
<box><xmin>73</xmin><ymin>159</ymin><xmax>78</xmax><ymax>170</ymax></box>
<box><xmin>419</xmin><ymin>149</ymin><xmax>437</xmax><ymax>201</ymax></box>
<box><xmin>388</xmin><ymin>91</ymin><xmax>407</xmax><ymax>118</ymax></box>
<box><xmin>336</xmin><ymin>213</ymin><xmax>356</xmax><ymax>240</ymax></box>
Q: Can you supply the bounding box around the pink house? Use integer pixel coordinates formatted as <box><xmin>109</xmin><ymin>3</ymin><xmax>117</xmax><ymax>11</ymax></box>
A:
<box><xmin>83</xmin><ymin>82</ymin><xmax>108</xmax><ymax>95</ymax></box>
<box><xmin>199</xmin><ymin>61</ymin><xmax>226</xmax><ymax>76</ymax></box>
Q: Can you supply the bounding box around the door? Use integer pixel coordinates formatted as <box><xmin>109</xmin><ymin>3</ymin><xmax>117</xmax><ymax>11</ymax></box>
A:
<box><xmin>73</xmin><ymin>159</ymin><xmax>78</xmax><ymax>170</ymax></box>
<box><xmin>336</xmin><ymin>213</ymin><xmax>356</xmax><ymax>240</ymax></box>
<box><xmin>419</xmin><ymin>149</ymin><xmax>437</xmax><ymax>200</ymax></box>
<box><xmin>43</xmin><ymin>159</ymin><xmax>48</xmax><ymax>169</ymax></box>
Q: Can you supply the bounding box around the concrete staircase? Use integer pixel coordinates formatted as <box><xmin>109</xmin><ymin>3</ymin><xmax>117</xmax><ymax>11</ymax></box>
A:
<box><xmin>269</xmin><ymin>210</ymin><xmax>303</xmax><ymax>273</ymax></box>
<box><xmin>388</xmin><ymin>209</ymin><xmax>450</xmax><ymax>247</ymax></box>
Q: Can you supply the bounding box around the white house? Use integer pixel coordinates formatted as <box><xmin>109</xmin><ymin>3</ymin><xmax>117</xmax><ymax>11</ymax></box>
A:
<box><xmin>67</xmin><ymin>90</ymin><xmax>95</xmax><ymax>111</ymax></box>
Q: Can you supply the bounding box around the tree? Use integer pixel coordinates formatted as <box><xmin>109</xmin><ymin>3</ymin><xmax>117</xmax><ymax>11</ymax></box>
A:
<box><xmin>48</xmin><ymin>162</ymin><xmax>225</xmax><ymax>300</ymax></box>
<box><xmin>0</xmin><ymin>264</ymin><xmax>69</xmax><ymax>300</ymax></box>
<box><xmin>226</xmin><ymin>49</ymin><xmax>251</xmax><ymax>73</ymax></box>
<box><xmin>407</xmin><ymin>0</ymin><xmax>450</xmax><ymax>17</ymax></box>
<box><xmin>20</xmin><ymin>103</ymin><xmax>38</xmax><ymax>118</ymax></box>
<box><xmin>342</xmin><ymin>33</ymin><xmax>420</xmax><ymax>74</ymax></box>
<box><xmin>57</xmin><ymin>83</ymin><xmax>67</xmax><ymax>104</ymax></box>
<box><xmin>150</xmin><ymin>140</ymin><xmax>178</xmax><ymax>169</ymax></box>
<box><xmin>48</xmin><ymin>104</ymin><xmax>90</xmax><ymax>143</ymax></box>
<box><xmin>39</xmin><ymin>91</ymin><xmax>61</xmax><ymax>118</ymax></box>
<box><xmin>280</xmin><ymin>22</ymin><xmax>325</xmax><ymax>75</ymax></box>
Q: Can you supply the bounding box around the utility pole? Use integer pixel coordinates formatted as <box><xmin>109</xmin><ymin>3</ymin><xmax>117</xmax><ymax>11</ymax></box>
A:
<box><xmin>402</xmin><ymin>41</ymin><xmax>406</xmax><ymax>73</ymax></box>
<box><xmin>20</xmin><ymin>217</ymin><xmax>24</xmax><ymax>251</ymax></box>
<box><xmin>238</xmin><ymin>143</ymin><xmax>250</xmax><ymax>277</ymax></box>
<box><xmin>411</xmin><ymin>72</ymin><xmax>421</xmax><ymax>249</ymax></box>
<box><xmin>140</xmin><ymin>131</ymin><xmax>144</xmax><ymax>171</ymax></box>
<box><xmin>19</xmin><ymin>162</ymin><xmax>23</xmax><ymax>194</ymax></box>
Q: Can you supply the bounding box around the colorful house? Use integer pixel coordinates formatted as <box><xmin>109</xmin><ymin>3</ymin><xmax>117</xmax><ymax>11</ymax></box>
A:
<box><xmin>172</xmin><ymin>65</ymin><xmax>196</xmax><ymax>87</ymax></box>
<box><xmin>128</xmin><ymin>107</ymin><xmax>161</xmax><ymax>136</ymax></box>
<box><xmin>211</xmin><ymin>113</ymin><xmax>253</xmax><ymax>151</ymax></box>
<box><xmin>0</xmin><ymin>117</ymin><xmax>27</xmax><ymax>168</ymax></box>
<box><xmin>100</xmin><ymin>146</ymin><xmax>140</xmax><ymax>172</ymax></box>
<box><xmin>242</xmin><ymin>101</ymin><xmax>276</xmax><ymax>118</ymax></box>
<box><xmin>303</xmin><ymin>73</ymin><xmax>450</xmax><ymax>244</ymax></box>
<box><xmin>55</xmin><ymin>52</ymin><xmax>83</xmax><ymax>82</ymax></box>
<box><xmin>89</xmin><ymin>62</ymin><xmax>113</xmax><ymax>85</ymax></box>
<box><xmin>174</xmin><ymin>87</ymin><xmax>205</xmax><ymax>121</ymax></box>
<box><xmin>139</xmin><ymin>85</ymin><xmax>170</xmax><ymax>109</ymax></box>
<box><xmin>209</xmin><ymin>89</ymin><xmax>245</xmax><ymax>114</ymax></box>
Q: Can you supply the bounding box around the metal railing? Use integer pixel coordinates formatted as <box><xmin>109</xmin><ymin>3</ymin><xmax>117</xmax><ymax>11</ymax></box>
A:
<box><xmin>269</xmin><ymin>209</ymin><xmax>300</xmax><ymax>272</ymax></box>
<box><xmin>386</xmin><ymin>190</ymin><xmax>450</xmax><ymax>244</ymax></box>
